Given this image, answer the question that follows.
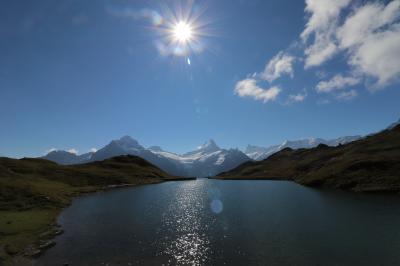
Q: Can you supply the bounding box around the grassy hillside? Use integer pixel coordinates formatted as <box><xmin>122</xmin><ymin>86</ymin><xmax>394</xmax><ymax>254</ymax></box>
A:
<box><xmin>0</xmin><ymin>155</ymin><xmax>179</xmax><ymax>265</ymax></box>
<box><xmin>217</xmin><ymin>125</ymin><xmax>400</xmax><ymax>193</ymax></box>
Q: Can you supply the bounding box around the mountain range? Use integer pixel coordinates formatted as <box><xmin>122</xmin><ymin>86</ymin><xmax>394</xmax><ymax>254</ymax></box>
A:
<box><xmin>42</xmin><ymin>138</ymin><xmax>250</xmax><ymax>177</ymax></box>
<box><xmin>42</xmin><ymin>133</ymin><xmax>363</xmax><ymax>177</ymax></box>
<box><xmin>244</xmin><ymin>136</ymin><xmax>361</xmax><ymax>161</ymax></box>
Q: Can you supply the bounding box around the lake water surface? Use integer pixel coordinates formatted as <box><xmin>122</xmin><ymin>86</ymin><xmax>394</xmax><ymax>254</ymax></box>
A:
<box><xmin>36</xmin><ymin>179</ymin><xmax>400</xmax><ymax>266</ymax></box>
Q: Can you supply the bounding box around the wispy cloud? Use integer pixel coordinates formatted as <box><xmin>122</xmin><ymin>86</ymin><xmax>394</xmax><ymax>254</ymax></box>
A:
<box><xmin>89</xmin><ymin>148</ymin><xmax>98</xmax><ymax>153</ymax></box>
<box><xmin>316</xmin><ymin>74</ymin><xmax>360</xmax><ymax>101</ymax></box>
<box><xmin>261</xmin><ymin>52</ymin><xmax>295</xmax><ymax>82</ymax></box>
<box><xmin>106</xmin><ymin>7</ymin><xmax>163</xmax><ymax>26</ymax></box>
<box><xmin>316</xmin><ymin>74</ymin><xmax>360</xmax><ymax>93</ymax></box>
<box><xmin>287</xmin><ymin>92</ymin><xmax>307</xmax><ymax>104</ymax></box>
<box><xmin>234</xmin><ymin>78</ymin><xmax>280</xmax><ymax>103</ymax></box>
<box><xmin>336</xmin><ymin>89</ymin><xmax>358</xmax><ymax>101</ymax></box>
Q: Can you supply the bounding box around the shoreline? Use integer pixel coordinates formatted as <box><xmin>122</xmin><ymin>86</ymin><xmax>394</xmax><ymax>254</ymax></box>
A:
<box><xmin>210</xmin><ymin>176</ymin><xmax>291</xmax><ymax>181</ymax></box>
<box><xmin>6</xmin><ymin>176</ymin><xmax>399</xmax><ymax>265</ymax></box>
<box><xmin>3</xmin><ymin>177</ymin><xmax>196</xmax><ymax>266</ymax></box>
<box><xmin>211</xmin><ymin>176</ymin><xmax>400</xmax><ymax>194</ymax></box>
<box><xmin>4</xmin><ymin>177</ymin><xmax>399</xmax><ymax>265</ymax></box>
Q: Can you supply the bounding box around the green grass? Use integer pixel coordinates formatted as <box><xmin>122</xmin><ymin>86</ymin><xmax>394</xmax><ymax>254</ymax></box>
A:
<box><xmin>0</xmin><ymin>155</ymin><xmax>180</xmax><ymax>265</ymax></box>
<box><xmin>0</xmin><ymin>209</ymin><xmax>57</xmax><ymax>259</ymax></box>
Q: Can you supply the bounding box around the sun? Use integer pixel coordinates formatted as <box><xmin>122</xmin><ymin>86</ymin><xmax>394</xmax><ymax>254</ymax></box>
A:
<box><xmin>173</xmin><ymin>21</ymin><xmax>193</xmax><ymax>43</ymax></box>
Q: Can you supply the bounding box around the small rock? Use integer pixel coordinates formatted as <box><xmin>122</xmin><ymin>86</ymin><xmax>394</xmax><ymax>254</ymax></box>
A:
<box><xmin>27</xmin><ymin>248</ymin><xmax>42</xmax><ymax>257</ymax></box>
<box><xmin>39</xmin><ymin>240</ymin><xmax>56</xmax><ymax>250</ymax></box>
<box><xmin>54</xmin><ymin>229</ymin><xmax>64</xmax><ymax>235</ymax></box>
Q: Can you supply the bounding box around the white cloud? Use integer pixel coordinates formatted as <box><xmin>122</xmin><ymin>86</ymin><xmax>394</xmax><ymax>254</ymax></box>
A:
<box><xmin>301</xmin><ymin>0</ymin><xmax>352</xmax><ymax>68</ymax></box>
<box><xmin>316</xmin><ymin>74</ymin><xmax>360</xmax><ymax>93</ymax></box>
<box><xmin>106</xmin><ymin>7</ymin><xmax>163</xmax><ymax>26</ymax></box>
<box><xmin>336</xmin><ymin>89</ymin><xmax>358</xmax><ymax>101</ymax></box>
<box><xmin>349</xmin><ymin>28</ymin><xmax>400</xmax><ymax>87</ymax></box>
<box><xmin>337</xmin><ymin>1</ymin><xmax>400</xmax><ymax>49</ymax></box>
<box><xmin>304</xmin><ymin>42</ymin><xmax>337</xmax><ymax>69</ymax></box>
<box><xmin>261</xmin><ymin>52</ymin><xmax>295</xmax><ymax>82</ymax></box>
<box><xmin>67</xmin><ymin>148</ymin><xmax>78</xmax><ymax>155</ymax></box>
<box><xmin>89</xmin><ymin>148</ymin><xmax>98</xmax><ymax>153</ymax></box>
<box><xmin>234</xmin><ymin>51</ymin><xmax>293</xmax><ymax>103</ymax></box>
<box><xmin>302</xmin><ymin>0</ymin><xmax>400</xmax><ymax>87</ymax></box>
<box><xmin>316</xmin><ymin>75</ymin><xmax>359</xmax><ymax>101</ymax></box>
<box><xmin>301</xmin><ymin>0</ymin><xmax>352</xmax><ymax>40</ymax></box>
<box><xmin>337</xmin><ymin>1</ymin><xmax>400</xmax><ymax>87</ymax></box>
<box><xmin>236</xmin><ymin>0</ymin><xmax>400</xmax><ymax>104</ymax></box>
<box><xmin>288</xmin><ymin>93</ymin><xmax>307</xmax><ymax>103</ymax></box>
<box><xmin>234</xmin><ymin>78</ymin><xmax>281</xmax><ymax>103</ymax></box>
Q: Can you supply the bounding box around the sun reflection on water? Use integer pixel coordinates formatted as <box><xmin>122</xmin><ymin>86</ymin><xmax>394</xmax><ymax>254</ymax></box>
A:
<box><xmin>157</xmin><ymin>179</ymin><xmax>212</xmax><ymax>265</ymax></box>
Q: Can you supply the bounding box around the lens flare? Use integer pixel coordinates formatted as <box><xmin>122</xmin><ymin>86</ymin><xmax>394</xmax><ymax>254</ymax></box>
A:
<box><xmin>210</xmin><ymin>199</ymin><xmax>223</xmax><ymax>214</ymax></box>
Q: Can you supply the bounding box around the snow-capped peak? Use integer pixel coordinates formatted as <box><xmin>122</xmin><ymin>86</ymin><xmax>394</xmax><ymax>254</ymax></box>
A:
<box><xmin>198</xmin><ymin>139</ymin><xmax>219</xmax><ymax>152</ymax></box>
<box><xmin>244</xmin><ymin>144</ymin><xmax>278</xmax><ymax>161</ymax></box>
<box><xmin>279</xmin><ymin>138</ymin><xmax>325</xmax><ymax>150</ymax></box>
<box><xmin>245</xmin><ymin>135</ymin><xmax>362</xmax><ymax>161</ymax></box>
<box><xmin>41</xmin><ymin>135</ymin><xmax>250</xmax><ymax>177</ymax></box>
<box><xmin>245</xmin><ymin>145</ymin><xmax>262</xmax><ymax>154</ymax></box>
<box><xmin>148</xmin><ymin>146</ymin><xmax>163</xmax><ymax>152</ymax></box>
<box><xmin>114</xmin><ymin>135</ymin><xmax>143</xmax><ymax>150</ymax></box>
<box><xmin>118</xmin><ymin>135</ymin><xmax>138</xmax><ymax>144</ymax></box>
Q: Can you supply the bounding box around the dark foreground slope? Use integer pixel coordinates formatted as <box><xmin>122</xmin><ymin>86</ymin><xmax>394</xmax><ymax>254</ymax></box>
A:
<box><xmin>0</xmin><ymin>155</ymin><xmax>181</xmax><ymax>265</ymax></box>
<box><xmin>218</xmin><ymin>125</ymin><xmax>400</xmax><ymax>193</ymax></box>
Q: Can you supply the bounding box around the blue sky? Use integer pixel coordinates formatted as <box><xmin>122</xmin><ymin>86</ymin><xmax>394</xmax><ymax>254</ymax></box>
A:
<box><xmin>1</xmin><ymin>0</ymin><xmax>399</xmax><ymax>158</ymax></box>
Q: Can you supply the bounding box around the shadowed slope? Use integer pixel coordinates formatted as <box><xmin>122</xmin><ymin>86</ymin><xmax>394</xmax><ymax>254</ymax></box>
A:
<box><xmin>0</xmin><ymin>155</ymin><xmax>176</xmax><ymax>209</ymax></box>
<box><xmin>218</xmin><ymin>125</ymin><xmax>400</xmax><ymax>192</ymax></box>
<box><xmin>0</xmin><ymin>155</ymin><xmax>180</xmax><ymax>264</ymax></box>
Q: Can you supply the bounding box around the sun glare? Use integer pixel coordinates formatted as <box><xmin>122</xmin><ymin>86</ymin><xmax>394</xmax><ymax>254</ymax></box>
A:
<box><xmin>151</xmin><ymin>2</ymin><xmax>209</xmax><ymax>56</ymax></box>
<box><xmin>173</xmin><ymin>21</ymin><xmax>193</xmax><ymax>43</ymax></box>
